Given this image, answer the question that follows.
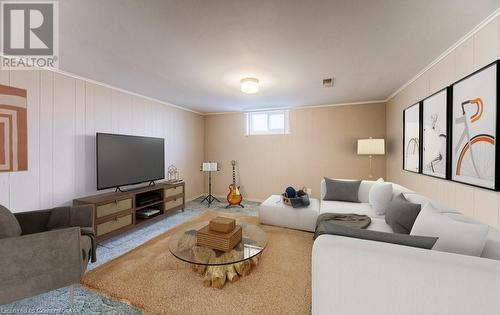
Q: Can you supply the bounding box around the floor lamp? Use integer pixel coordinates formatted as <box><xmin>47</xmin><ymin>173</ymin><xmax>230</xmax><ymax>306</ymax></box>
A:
<box><xmin>357</xmin><ymin>138</ymin><xmax>385</xmax><ymax>179</ymax></box>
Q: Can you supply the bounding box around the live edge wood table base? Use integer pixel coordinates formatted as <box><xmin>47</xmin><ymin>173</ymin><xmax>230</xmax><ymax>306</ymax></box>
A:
<box><xmin>169</xmin><ymin>221</ymin><xmax>268</xmax><ymax>289</ymax></box>
<box><xmin>74</xmin><ymin>181</ymin><xmax>185</xmax><ymax>242</ymax></box>
<box><xmin>193</xmin><ymin>247</ymin><xmax>261</xmax><ymax>289</ymax></box>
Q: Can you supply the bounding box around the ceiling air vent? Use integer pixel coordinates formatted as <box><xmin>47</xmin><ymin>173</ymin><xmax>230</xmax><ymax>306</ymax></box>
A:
<box><xmin>322</xmin><ymin>78</ymin><xmax>334</xmax><ymax>88</ymax></box>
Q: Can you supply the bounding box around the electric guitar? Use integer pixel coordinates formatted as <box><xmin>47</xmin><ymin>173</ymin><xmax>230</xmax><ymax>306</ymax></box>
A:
<box><xmin>226</xmin><ymin>160</ymin><xmax>244</xmax><ymax>208</ymax></box>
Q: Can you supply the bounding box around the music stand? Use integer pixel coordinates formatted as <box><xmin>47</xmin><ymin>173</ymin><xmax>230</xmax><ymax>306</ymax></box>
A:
<box><xmin>200</xmin><ymin>162</ymin><xmax>220</xmax><ymax>206</ymax></box>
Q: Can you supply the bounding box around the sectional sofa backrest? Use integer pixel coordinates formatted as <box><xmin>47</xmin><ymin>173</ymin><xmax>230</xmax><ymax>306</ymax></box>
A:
<box><xmin>319</xmin><ymin>178</ymin><xmax>500</xmax><ymax>261</ymax></box>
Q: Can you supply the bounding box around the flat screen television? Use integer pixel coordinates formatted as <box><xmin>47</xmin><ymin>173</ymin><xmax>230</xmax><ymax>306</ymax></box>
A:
<box><xmin>96</xmin><ymin>133</ymin><xmax>165</xmax><ymax>190</ymax></box>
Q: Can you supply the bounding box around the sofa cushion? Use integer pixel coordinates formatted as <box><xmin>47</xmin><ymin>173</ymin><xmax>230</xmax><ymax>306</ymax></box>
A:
<box><xmin>369</xmin><ymin>183</ymin><xmax>393</xmax><ymax>215</ymax></box>
<box><xmin>320</xmin><ymin>200</ymin><xmax>378</xmax><ymax>217</ymax></box>
<box><xmin>411</xmin><ymin>203</ymin><xmax>489</xmax><ymax>257</ymax></box>
<box><xmin>323</xmin><ymin>178</ymin><xmax>361</xmax><ymax>203</ymax></box>
<box><xmin>384</xmin><ymin>194</ymin><xmax>421</xmax><ymax>234</ymax></box>
<box><xmin>403</xmin><ymin>193</ymin><xmax>459</xmax><ymax>214</ymax></box>
<box><xmin>0</xmin><ymin>204</ymin><xmax>22</xmax><ymax>239</ymax></box>
<box><xmin>315</xmin><ymin>221</ymin><xmax>437</xmax><ymax>249</ymax></box>
<box><xmin>392</xmin><ymin>183</ymin><xmax>413</xmax><ymax>199</ymax></box>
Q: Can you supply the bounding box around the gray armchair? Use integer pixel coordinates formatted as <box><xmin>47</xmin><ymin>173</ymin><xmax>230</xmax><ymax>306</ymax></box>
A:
<box><xmin>0</xmin><ymin>205</ymin><xmax>95</xmax><ymax>305</ymax></box>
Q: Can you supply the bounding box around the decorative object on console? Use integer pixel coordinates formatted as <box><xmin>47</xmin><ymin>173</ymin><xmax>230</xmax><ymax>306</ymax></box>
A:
<box><xmin>323</xmin><ymin>178</ymin><xmax>361</xmax><ymax>203</ymax></box>
<box><xmin>0</xmin><ymin>84</ymin><xmax>28</xmax><ymax>172</ymax></box>
<box><xmin>357</xmin><ymin>138</ymin><xmax>385</xmax><ymax>178</ymax></box>
<box><xmin>451</xmin><ymin>60</ymin><xmax>498</xmax><ymax>190</ymax></box>
<box><xmin>226</xmin><ymin>160</ymin><xmax>244</xmax><ymax>208</ymax></box>
<box><xmin>201</xmin><ymin>161</ymin><xmax>220</xmax><ymax>206</ymax></box>
<box><xmin>422</xmin><ymin>88</ymin><xmax>448</xmax><ymax>179</ymax></box>
<box><xmin>403</xmin><ymin>102</ymin><xmax>421</xmax><ymax>173</ymax></box>
<box><xmin>166</xmin><ymin>164</ymin><xmax>181</xmax><ymax>182</ymax></box>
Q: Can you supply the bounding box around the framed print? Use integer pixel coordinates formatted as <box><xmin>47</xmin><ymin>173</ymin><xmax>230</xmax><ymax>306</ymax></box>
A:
<box><xmin>0</xmin><ymin>84</ymin><xmax>28</xmax><ymax>172</ymax></box>
<box><xmin>422</xmin><ymin>88</ymin><xmax>448</xmax><ymax>178</ymax></box>
<box><xmin>403</xmin><ymin>102</ymin><xmax>421</xmax><ymax>173</ymax></box>
<box><xmin>451</xmin><ymin>61</ymin><xmax>499</xmax><ymax>190</ymax></box>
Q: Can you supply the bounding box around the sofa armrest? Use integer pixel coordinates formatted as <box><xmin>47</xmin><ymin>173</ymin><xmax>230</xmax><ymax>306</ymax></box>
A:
<box><xmin>0</xmin><ymin>227</ymin><xmax>83</xmax><ymax>305</ymax></box>
<box><xmin>312</xmin><ymin>235</ymin><xmax>500</xmax><ymax>315</ymax></box>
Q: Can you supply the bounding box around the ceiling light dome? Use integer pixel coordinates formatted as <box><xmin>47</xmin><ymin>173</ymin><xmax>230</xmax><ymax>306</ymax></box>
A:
<box><xmin>240</xmin><ymin>77</ymin><xmax>259</xmax><ymax>94</ymax></box>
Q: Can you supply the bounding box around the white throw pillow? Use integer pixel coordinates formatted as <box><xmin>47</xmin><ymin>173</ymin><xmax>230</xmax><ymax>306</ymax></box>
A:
<box><xmin>403</xmin><ymin>193</ymin><xmax>459</xmax><ymax>214</ymax></box>
<box><xmin>410</xmin><ymin>203</ymin><xmax>489</xmax><ymax>257</ymax></box>
<box><xmin>369</xmin><ymin>183</ymin><xmax>393</xmax><ymax>215</ymax></box>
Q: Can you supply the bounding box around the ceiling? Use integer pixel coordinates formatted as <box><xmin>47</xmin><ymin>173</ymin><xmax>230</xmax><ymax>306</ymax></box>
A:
<box><xmin>59</xmin><ymin>0</ymin><xmax>500</xmax><ymax>113</ymax></box>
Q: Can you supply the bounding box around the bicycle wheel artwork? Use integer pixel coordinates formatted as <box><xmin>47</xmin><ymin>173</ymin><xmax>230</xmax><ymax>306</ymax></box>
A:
<box><xmin>422</xmin><ymin>88</ymin><xmax>448</xmax><ymax>178</ymax></box>
<box><xmin>451</xmin><ymin>61</ymin><xmax>498</xmax><ymax>190</ymax></box>
<box><xmin>403</xmin><ymin>102</ymin><xmax>420</xmax><ymax>173</ymax></box>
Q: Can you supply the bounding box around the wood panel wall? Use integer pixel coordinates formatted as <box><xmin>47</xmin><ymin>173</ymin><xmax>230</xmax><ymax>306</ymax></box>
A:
<box><xmin>205</xmin><ymin>103</ymin><xmax>386</xmax><ymax>201</ymax></box>
<box><xmin>0</xmin><ymin>69</ymin><xmax>204</xmax><ymax>213</ymax></box>
<box><xmin>386</xmin><ymin>16</ymin><xmax>500</xmax><ymax>228</ymax></box>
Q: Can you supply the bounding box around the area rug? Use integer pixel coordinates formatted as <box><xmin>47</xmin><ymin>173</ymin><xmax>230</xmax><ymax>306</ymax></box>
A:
<box><xmin>82</xmin><ymin>210</ymin><xmax>313</xmax><ymax>315</ymax></box>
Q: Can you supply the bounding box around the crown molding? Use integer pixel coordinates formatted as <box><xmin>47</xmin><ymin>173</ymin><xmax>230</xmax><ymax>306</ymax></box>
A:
<box><xmin>0</xmin><ymin>55</ymin><xmax>203</xmax><ymax>116</ymax></box>
<box><xmin>49</xmin><ymin>68</ymin><xmax>204</xmax><ymax>115</ymax></box>
<box><xmin>203</xmin><ymin>100</ymin><xmax>386</xmax><ymax>115</ymax></box>
<box><xmin>385</xmin><ymin>7</ymin><xmax>500</xmax><ymax>102</ymax></box>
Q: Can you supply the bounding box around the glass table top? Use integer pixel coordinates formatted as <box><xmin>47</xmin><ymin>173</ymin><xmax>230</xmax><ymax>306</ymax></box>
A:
<box><xmin>168</xmin><ymin>220</ymin><xmax>268</xmax><ymax>266</ymax></box>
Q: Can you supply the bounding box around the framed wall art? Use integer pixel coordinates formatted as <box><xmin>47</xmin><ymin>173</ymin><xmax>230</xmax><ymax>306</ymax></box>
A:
<box><xmin>451</xmin><ymin>60</ymin><xmax>499</xmax><ymax>190</ymax></box>
<box><xmin>422</xmin><ymin>88</ymin><xmax>448</xmax><ymax>179</ymax></box>
<box><xmin>403</xmin><ymin>102</ymin><xmax>421</xmax><ymax>173</ymax></box>
<box><xmin>0</xmin><ymin>84</ymin><xmax>28</xmax><ymax>172</ymax></box>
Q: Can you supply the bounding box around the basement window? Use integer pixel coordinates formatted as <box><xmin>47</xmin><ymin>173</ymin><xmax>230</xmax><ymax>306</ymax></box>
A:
<box><xmin>246</xmin><ymin>110</ymin><xmax>290</xmax><ymax>135</ymax></box>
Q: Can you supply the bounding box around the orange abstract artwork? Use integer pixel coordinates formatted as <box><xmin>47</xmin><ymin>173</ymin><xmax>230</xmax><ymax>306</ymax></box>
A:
<box><xmin>0</xmin><ymin>84</ymin><xmax>27</xmax><ymax>172</ymax></box>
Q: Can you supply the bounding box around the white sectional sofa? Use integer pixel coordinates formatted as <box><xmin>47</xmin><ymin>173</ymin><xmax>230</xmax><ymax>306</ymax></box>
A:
<box><xmin>312</xmin><ymin>179</ymin><xmax>500</xmax><ymax>315</ymax></box>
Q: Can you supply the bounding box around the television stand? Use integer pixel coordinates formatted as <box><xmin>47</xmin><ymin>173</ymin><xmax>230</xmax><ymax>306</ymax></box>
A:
<box><xmin>115</xmin><ymin>181</ymin><xmax>156</xmax><ymax>193</ymax></box>
<box><xmin>74</xmin><ymin>181</ymin><xmax>185</xmax><ymax>242</ymax></box>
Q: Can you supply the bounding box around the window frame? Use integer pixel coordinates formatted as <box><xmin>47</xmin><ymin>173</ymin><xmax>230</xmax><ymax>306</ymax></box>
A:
<box><xmin>246</xmin><ymin>110</ymin><xmax>290</xmax><ymax>136</ymax></box>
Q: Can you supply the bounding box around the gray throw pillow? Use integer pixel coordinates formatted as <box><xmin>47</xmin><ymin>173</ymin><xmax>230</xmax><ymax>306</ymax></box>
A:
<box><xmin>385</xmin><ymin>194</ymin><xmax>421</xmax><ymax>234</ymax></box>
<box><xmin>323</xmin><ymin>178</ymin><xmax>361</xmax><ymax>203</ymax></box>
<box><xmin>0</xmin><ymin>204</ymin><xmax>22</xmax><ymax>239</ymax></box>
<box><xmin>315</xmin><ymin>221</ymin><xmax>437</xmax><ymax>249</ymax></box>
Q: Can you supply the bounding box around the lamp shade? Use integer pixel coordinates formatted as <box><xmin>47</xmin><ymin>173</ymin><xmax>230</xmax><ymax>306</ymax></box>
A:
<box><xmin>357</xmin><ymin>138</ymin><xmax>385</xmax><ymax>155</ymax></box>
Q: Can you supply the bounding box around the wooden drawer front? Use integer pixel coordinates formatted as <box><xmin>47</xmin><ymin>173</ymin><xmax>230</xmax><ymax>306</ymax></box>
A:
<box><xmin>97</xmin><ymin>214</ymin><xmax>133</xmax><ymax>236</ymax></box>
<box><xmin>165</xmin><ymin>198</ymin><xmax>183</xmax><ymax>210</ymax></box>
<box><xmin>164</xmin><ymin>186</ymin><xmax>183</xmax><ymax>198</ymax></box>
<box><xmin>96</xmin><ymin>198</ymin><xmax>132</xmax><ymax>218</ymax></box>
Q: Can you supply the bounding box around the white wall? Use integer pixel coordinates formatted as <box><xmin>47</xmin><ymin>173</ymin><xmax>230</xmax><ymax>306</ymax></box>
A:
<box><xmin>386</xmin><ymin>15</ymin><xmax>500</xmax><ymax>228</ymax></box>
<box><xmin>0</xmin><ymin>69</ymin><xmax>205</xmax><ymax>213</ymax></box>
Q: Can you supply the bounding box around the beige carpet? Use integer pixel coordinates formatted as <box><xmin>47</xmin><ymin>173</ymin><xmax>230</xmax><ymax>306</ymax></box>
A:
<box><xmin>82</xmin><ymin>210</ymin><xmax>313</xmax><ymax>315</ymax></box>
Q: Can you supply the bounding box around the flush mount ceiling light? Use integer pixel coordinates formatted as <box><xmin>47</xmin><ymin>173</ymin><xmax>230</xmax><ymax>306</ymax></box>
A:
<box><xmin>240</xmin><ymin>77</ymin><xmax>259</xmax><ymax>94</ymax></box>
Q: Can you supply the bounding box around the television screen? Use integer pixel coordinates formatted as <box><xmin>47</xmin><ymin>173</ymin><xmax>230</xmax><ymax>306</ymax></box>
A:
<box><xmin>96</xmin><ymin>133</ymin><xmax>165</xmax><ymax>190</ymax></box>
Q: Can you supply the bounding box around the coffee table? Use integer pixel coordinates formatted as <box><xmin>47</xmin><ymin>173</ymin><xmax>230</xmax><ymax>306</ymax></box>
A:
<box><xmin>168</xmin><ymin>220</ymin><xmax>268</xmax><ymax>289</ymax></box>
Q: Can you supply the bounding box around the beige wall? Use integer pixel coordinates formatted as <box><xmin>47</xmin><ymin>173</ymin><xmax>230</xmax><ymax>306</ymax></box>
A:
<box><xmin>386</xmin><ymin>16</ymin><xmax>500</xmax><ymax>228</ymax></box>
<box><xmin>205</xmin><ymin>103</ymin><xmax>386</xmax><ymax>201</ymax></box>
<box><xmin>0</xmin><ymin>68</ymin><xmax>205</xmax><ymax>213</ymax></box>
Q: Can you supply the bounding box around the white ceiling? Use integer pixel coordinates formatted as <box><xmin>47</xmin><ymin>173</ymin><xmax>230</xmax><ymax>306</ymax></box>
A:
<box><xmin>59</xmin><ymin>0</ymin><xmax>500</xmax><ymax>113</ymax></box>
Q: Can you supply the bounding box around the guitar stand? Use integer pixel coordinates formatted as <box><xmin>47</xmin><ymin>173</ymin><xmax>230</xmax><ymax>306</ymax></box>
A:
<box><xmin>225</xmin><ymin>203</ymin><xmax>244</xmax><ymax>209</ymax></box>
